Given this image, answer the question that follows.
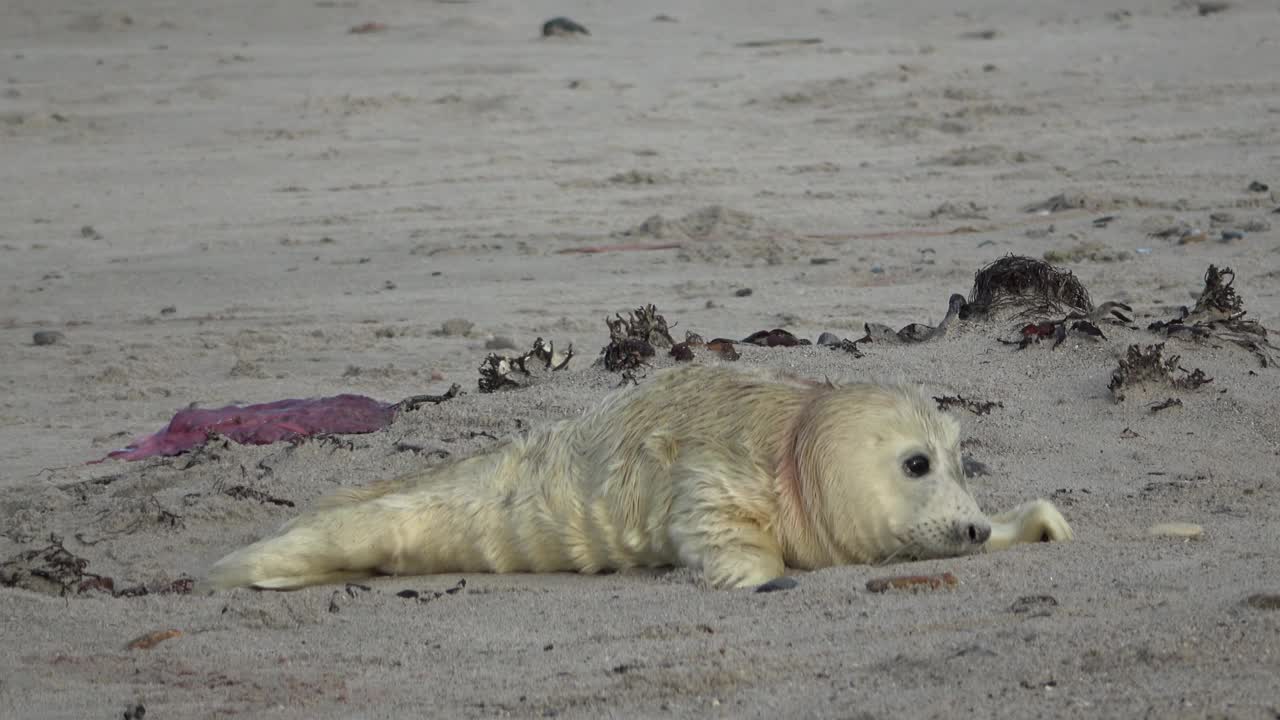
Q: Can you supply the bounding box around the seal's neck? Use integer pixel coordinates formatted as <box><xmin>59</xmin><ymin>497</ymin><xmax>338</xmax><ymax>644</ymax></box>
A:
<box><xmin>773</xmin><ymin>388</ymin><xmax>869</xmax><ymax>570</ymax></box>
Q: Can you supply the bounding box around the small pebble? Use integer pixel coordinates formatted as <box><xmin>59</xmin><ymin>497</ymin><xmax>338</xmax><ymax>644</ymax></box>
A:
<box><xmin>542</xmin><ymin>17</ymin><xmax>589</xmax><ymax>37</ymax></box>
<box><xmin>810</xmin><ymin>257</ymin><xmax>836</xmax><ymax>265</ymax></box>
<box><xmin>159</xmin><ymin>306</ymin><xmax>177</xmax><ymax>315</ymax></box>
<box><xmin>1247</xmin><ymin>180</ymin><xmax>1269</xmax><ymax>192</ymax></box>
<box><xmin>755</xmin><ymin>576</ymin><xmax>798</xmax><ymax>593</ymax></box>
<box><xmin>962</xmin><ymin>457</ymin><xmax>990</xmax><ymax>478</ymax></box>
<box><xmin>33</xmin><ymin>330</ymin><xmax>65</xmax><ymax>346</ymax></box>
<box><xmin>1147</xmin><ymin>522</ymin><xmax>1203</xmax><ymax>540</ymax></box>
<box><xmin>734</xmin><ymin>288</ymin><xmax>753</xmax><ymax>297</ymax></box>
<box><xmin>870</xmin><ymin>263</ymin><xmax>884</xmax><ymax>274</ymax></box>
<box><xmin>1220</xmin><ymin>230</ymin><xmax>1243</xmax><ymax>242</ymax></box>
<box><xmin>440</xmin><ymin>318</ymin><xmax>474</xmax><ymax>337</ymax></box>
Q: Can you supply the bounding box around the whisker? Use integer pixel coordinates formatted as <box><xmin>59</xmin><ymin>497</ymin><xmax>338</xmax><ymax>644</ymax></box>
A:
<box><xmin>876</xmin><ymin>541</ymin><xmax>919</xmax><ymax>566</ymax></box>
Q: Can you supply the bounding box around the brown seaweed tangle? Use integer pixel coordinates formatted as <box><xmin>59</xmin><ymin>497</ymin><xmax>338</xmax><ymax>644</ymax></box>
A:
<box><xmin>600</xmin><ymin>305</ymin><xmax>675</xmax><ymax>371</ymax></box>
<box><xmin>1108</xmin><ymin>343</ymin><xmax>1211</xmax><ymax>402</ymax></box>
<box><xmin>1147</xmin><ymin>265</ymin><xmax>1276</xmax><ymax>367</ymax></box>
<box><xmin>963</xmin><ymin>255</ymin><xmax>1093</xmax><ymax>321</ymax></box>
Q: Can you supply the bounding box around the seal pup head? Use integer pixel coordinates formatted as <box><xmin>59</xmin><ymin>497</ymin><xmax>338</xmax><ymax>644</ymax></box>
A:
<box><xmin>785</xmin><ymin>383</ymin><xmax>990</xmax><ymax>566</ymax></box>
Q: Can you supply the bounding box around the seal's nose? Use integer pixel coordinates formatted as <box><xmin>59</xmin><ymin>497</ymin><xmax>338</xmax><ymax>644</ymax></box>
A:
<box><xmin>955</xmin><ymin>520</ymin><xmax>991</xmax><ymax>545</ymax></box>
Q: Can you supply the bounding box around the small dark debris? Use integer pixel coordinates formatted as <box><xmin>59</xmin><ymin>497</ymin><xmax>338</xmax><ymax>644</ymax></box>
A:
<box><xmin>445</xmin><ymin>578</ymin><xmax>467</xmax><ymax>595</ymax></box>
<box><xmin>328</xmin><ymin>591</ymin><xmax>342</xmax><ymax>613</ymax></box>
<box><xmin>123</xmin><ymin>703</ymin><xmax>146</xmax><ymax>720</ymax></box>
<box><xmin>1108</xmin><ymin>343</ymin><xmax>1211</xmax><ymax>402</ymax></box>
<box><xmin>346</xmin><ymin>583</ymin><xmax>372</xmax><ymax>598</ymax></box>
<box><xmin>810</xmin><ymin>257</ymin><xmax>837</xmax><ymax>265</ymax></box>
<box><xmin>1</xmin><ymin>535</ymin><xmax>95</xmax><ymax>596</ymax></box>
<box><xmin>734</xmin><ymin>288</ymin><xmax>753</xmax><ymax>297</ymax></box>
<box><xmin>1195</xmin><ymin>1</ymin><xmax>1230</xmax><ymax>15</ymax></box>
<box><xmin>962</xmin><ymin>456</ymin><xmax>990</xmax><ymax>478</ymax></box>
<box><xmin>706</xmin><ymin>338</ymin><xmax>740</xmax><ymax>361</ymax></box>
<box><xmin>934</xmin><ymin>395</ymin><xmax>1003</xmax><ymax>415</ymax></box>
<box><xmin>395</xmin><ymin>383</ymin><xmax>463</xmax><ymax>412</ymax></box>
<box><xmin>481</xmin><ymin>338</ymin><xmax>574</xmax><ymax>391</ymax></box>
<box><xmin>1000</xmin><ymin>309</ymin><xmax>1124</xmax><ymax>350</ymax></box>
<box><xmin>817</xmin><ymin>333</ymin><xmax>864</xmax><ymax>357</ymax></box>
<box><xmin>33</xmin><ymin>330</ymin><xmax>65</xmax><ymax>346</ymax></box>
<box><xmin>1009</xmin><ymin>594</ymin><xmax>1058</xmax><ymax>615</ymax></box>
<box><xmin>953</xmin><ymin>644</ymin><xmax>998</xmax><ymax>658</ymax></box>
<box><xmin>652</xmin><ymin>14</ymin><xmax>678</xmax><ymax>22</ymax></box>
<box><xmin>1244</xmin><ymin>593</ymin><xmax>1280</xmax><ymax>610</ymax></box>
<box><xmin>755</xmin><ymin>576</ymin><xmax>799</xmax><ymax>593</ymax></box>
<box><xmin>396</xmin><ymin>589</ymin><xmax>420</xmax><ymax>599</ymax></box>
<box><xmin>736</xmin><ymin>37</ymin><xmax>823</xmax><ymax>48</ymax></box>
<box><xmin>1022</xmin><ymin>194</ymin><xmax>1084</xmax><ymax>214</ymax></box>
<box><xmin>742</xmin><ymin>328</ymin><xmax>810</xmax><ymax>347</ymax></box>
<box><xmin>78</xmin><ymin>576</ymin><xmax>115</xmax><ymax>594</ymax></box>
<box><xmin>1247</xmin><ymin>180</ymin><xmax>1269</xmax><ymax>192</ymax></box>
<box><xmin>862</xmin><ymin>294</ymin><xmax>966</xmax><ymax>344</ymax></box>
<box><xmin>542</xmin><ymin>17</ymin><xmax>589</xmax><ymax>37</ymax></box>
<box><xmin>1149</xmin><ymin>398</ymin><xmax>1183</xmax><ymax>413</ymax></box>
<box><xmin>683</xmin><ymin>331</ymin><xmax>705</xmax><ymax>347</ymax></box>
<box><xmin>1220</xmin><ymin>230</ymin><xmax>1244</xmax><ymax>242</ymax></box>
<box><xmin>670</xmin><ymin>342</ymin><xmax>694</xmax><ymax>362</ymax></box>
<box><xmin>1092</xmin><ymin>215</ymin><xmax>1116</xmax><ymax>228</ymax></box>
<box><xmin>348</xmin><ymin>21</ymin><xmax>388</xmax><ymax>34</ymax></box>
<box><xmin>617</xmin><ymin>370</ymin><xmax>642</xmax><ymax>387</ymax></box>
<box><xmin>113</xmin><ymin>576</ymin><xmax>196</xmax><ymax>598</ymax></box>
<box><xmin>224</xmin><ymin>484</ymin><xmax>295</xmax><ymax>507</ymax></box>
<box><xmin>600</xmin><ymin>305</ymin><xmax>673</xmax><ymax>372</ymax></box>
<box><xmin>601</xmin><ymin>337</ymin><xmax>654</xmax><ymax>372</ymax></box>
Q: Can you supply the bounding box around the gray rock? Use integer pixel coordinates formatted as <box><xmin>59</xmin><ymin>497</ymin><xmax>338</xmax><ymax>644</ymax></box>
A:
<box><xmin>440</xmin><ymin>318</ymin><xmax>474</xmax><ymax>337</ymax></box>
<box><xmin>33</xmin><ymin>330</ymin><xmax>65</xmax><ymax>346</ymax></box>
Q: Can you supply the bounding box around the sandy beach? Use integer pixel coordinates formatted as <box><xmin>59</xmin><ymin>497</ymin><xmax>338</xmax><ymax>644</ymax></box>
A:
<box><xmin>2</xmin><ymin>0</ymin><xmax>1279</xmax><ymax>717</ymax></box>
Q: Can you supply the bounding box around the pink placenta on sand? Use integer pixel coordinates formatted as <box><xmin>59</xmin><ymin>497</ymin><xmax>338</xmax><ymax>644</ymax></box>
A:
<box><xmin>100</xmin><ymin>395</ymin><xmax>396</xmax><ymax>462</ymax></box>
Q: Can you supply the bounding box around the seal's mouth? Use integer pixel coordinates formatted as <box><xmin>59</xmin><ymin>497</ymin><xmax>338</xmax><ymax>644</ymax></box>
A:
<box><xmin>883</xmin><ymin>527</ymin><xmax>985</xmax><ymax>565</ymax></box>
<box><xmin>877</xmin><ymin>533</ymin><xmax>923</xmax><ymax>566</ymax></box>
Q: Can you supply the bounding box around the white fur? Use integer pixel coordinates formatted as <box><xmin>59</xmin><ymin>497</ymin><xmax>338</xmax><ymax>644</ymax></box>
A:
<box><xmin>208</xmin><ymin>365</ymin><xmax>1071</xmax><ymax>591</ymax></box>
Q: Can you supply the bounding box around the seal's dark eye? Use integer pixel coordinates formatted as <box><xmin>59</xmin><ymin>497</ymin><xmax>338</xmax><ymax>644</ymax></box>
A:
<box><xmin>903</xmin><ymin>454</ymin><xmax>930</xmax><ymax>478</ymax></box>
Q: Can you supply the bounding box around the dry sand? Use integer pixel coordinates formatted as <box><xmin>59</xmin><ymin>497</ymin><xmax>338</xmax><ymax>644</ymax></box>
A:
<box><xmin>3</xmin><ymin>0</ymin><xmax>1280</xmax><ymax>717</ymax></box>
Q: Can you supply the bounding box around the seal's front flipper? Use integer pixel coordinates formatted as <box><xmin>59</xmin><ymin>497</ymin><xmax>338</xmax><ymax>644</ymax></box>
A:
<box><xmin>986</xmin><ymin>499</ymin><xmax>1073</xmax><ymax>551</ymax></box>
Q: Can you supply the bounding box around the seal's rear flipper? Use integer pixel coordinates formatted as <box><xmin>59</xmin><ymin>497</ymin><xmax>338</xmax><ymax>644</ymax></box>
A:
<box><xmin>207</xmin><ymin>520</ymin><xmax>385</xmax><ymax>591</ymax></box>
